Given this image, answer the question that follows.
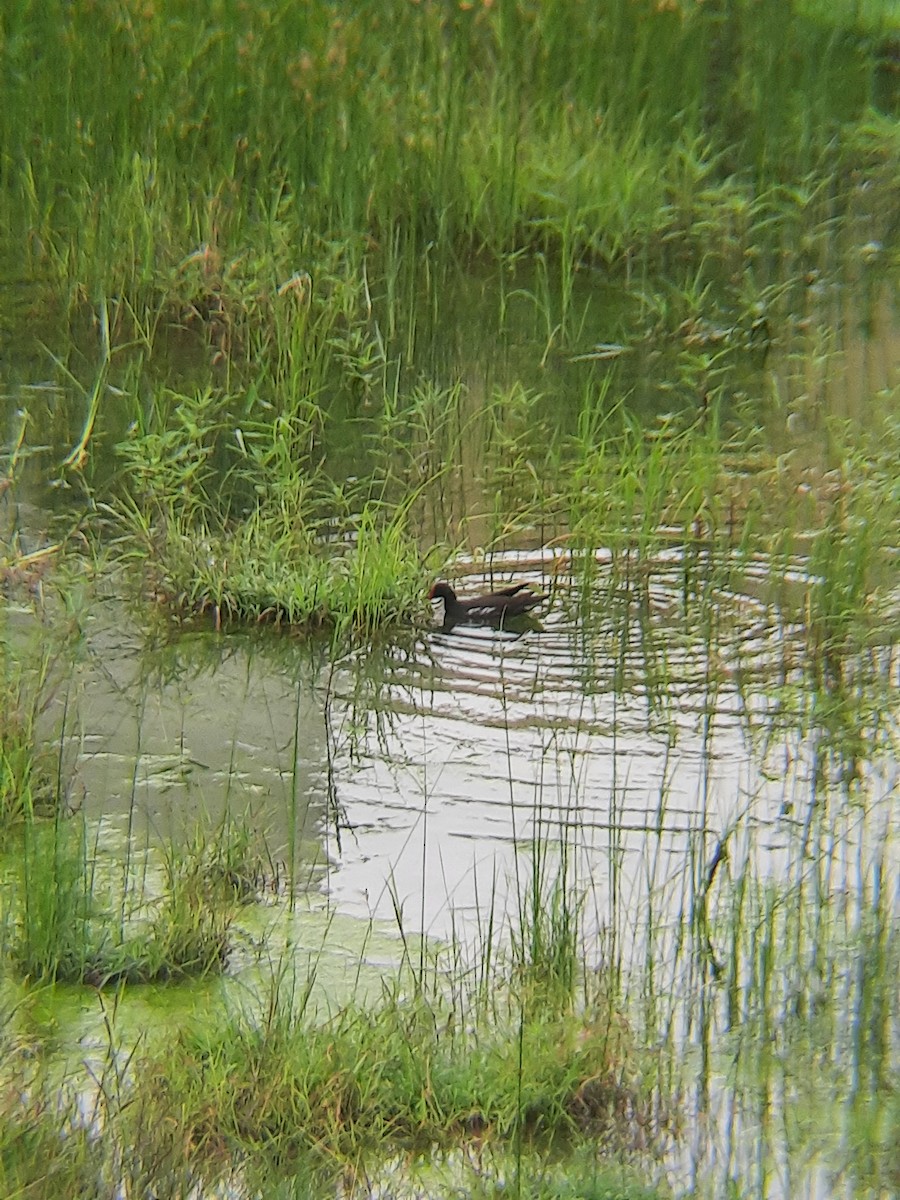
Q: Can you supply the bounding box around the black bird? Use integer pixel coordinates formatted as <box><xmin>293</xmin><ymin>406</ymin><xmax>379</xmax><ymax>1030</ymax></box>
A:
<box><xmin>428</xmin><ymin>580</ymin><xmax>547</xmax><ymax>626</ymax></box>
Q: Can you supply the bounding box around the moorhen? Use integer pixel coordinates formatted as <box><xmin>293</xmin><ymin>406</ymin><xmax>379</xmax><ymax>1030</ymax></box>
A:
<box><xmin>429</xmin><ymin>580</ymin><xmax>548</xmax><ymax>626</ymax></box>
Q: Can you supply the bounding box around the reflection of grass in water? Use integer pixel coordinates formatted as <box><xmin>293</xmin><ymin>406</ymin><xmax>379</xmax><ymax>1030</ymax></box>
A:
<box><xmin>593</xmin><ymin>537</ymin><xmax>898</xmax><ymax>1193</ymax></box>
<box><xmin>417</xmin><ymin>482</ymin><xmax>897</xmax><ymax>1192</ymax></box>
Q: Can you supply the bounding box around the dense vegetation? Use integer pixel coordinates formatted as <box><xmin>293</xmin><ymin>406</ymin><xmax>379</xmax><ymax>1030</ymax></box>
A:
<box><xmin>0</xmin><ymin>1</ymin><xmax>897</xmax><ymax>1197</ymax></box>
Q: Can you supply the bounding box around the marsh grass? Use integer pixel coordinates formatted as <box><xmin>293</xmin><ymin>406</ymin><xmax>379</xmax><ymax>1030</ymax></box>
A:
<box><xmin>0</xmin><ymin>2</ymin><xmax>897</xmax><ymax>1195</ymax></box>
<box><xmin>120</xmin><ymin>496</ymin><xmax>426</xmax><ymax>632</ymax></box>
<box><xmin>0</xmin><ymin>987</ymin><xmax>661</xmax><ymax>1200</ymax></box>
<box><xmin>108</xmin><ymin>379</ymin><xmax>428</xmax><ymax>631</ymax></box>
<box><xmin>9</xmin><ymin>813</ymin><xmax>253</xmax><ymax>987</ymax></box>
<box><xmin>0</xmin><ymin>613</ymin><xmax>75</xmax><ymax>829</ymax></box>
<box><xmin>0</xmin><ymin>1083</ymin><xmax>104</xmax><ymax>1200</ymax></box>
<box><xmin>691</xmin><ymin>827</ymin><xmax>900</xmax><ymax>1196</ymax></box>
<box><xmin>1</xmin><ymin>477</ymin><xmax>897</xmax><ymax>1196</ymax></box>
<box><xmin>1</xmin><ymin>1</ymin><xmax>894</xmax><ymax>347</ymax></box>
<box><xmin>550</xmin><ymin>393</ymin><xmax>900</xmax><ymax>675</ymax></box>
<box><xmin>805</xmin><ymin>447</ymin><xmax>900</xmax><ymax>680</ymax></box>
<box><xmin>125</xmin><ymin>944</ymin><xmax>651</xmax><ymax>1191</ymax></box>
<box><xmin>0</xmin><ymin>667</ymin><xmax>51</xmax><ymax>829</ymax></box>
<box><xmin>509</xmin><ymin>823</ymin><xmax>585</xmax><ymax>1024</ymax></box>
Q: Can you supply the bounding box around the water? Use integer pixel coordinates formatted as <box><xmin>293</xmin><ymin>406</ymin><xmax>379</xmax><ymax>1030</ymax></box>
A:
<box><xmin>17</xmin><ymin>549</ymin><xmax>896</xmax><ymax>927</ymax></box>
<box><xmin>23</xmin><ymin>544</ymin><xmax>891</xmax><ymax>1199</ymax></box>
<box><xmin>1</xmin><ymin>257</ymin><xmax>898</xmax><ymax>1197</ymax></box>
<box><xmin>39</xmin><ymin>550</ymin><xmax>848</xmax><ymax>943</ymax></box>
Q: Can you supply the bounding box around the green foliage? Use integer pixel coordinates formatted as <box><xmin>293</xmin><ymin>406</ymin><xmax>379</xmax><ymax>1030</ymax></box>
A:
<box><xmin>563</xmin><ymin>402</ymin><xmax>731</xmax><ymax>564</ymax></box>
<box><xmin>0</xmin><ymin>0</ymin><xmax>893</xmax><ymax>333</ymax></box>
<box><xmin>510</xmin><ymin>831</ymin><xmax>584</xmax><ymax>1019</ymax></box>
<box><xmin>0</xmin><ymin>636</ymin><xmax>67</xmax><ymax>830</ymax></box>
<box><xmin>806</xmin><ymin>430</ymin><xmax>900</xmax><ymax>673</ymax></box>
<box><xmin>10</xmin><ymin>815</ymin><xmax>243</xmax><ymax>986</ymax></box>
<box><xmin>0</xmin><ymin>706</ymin><xmax>39</xmax><ymax>830</ymax></box>
<box><xmin>0</xmin><ymin>1093</ymin><xmax>104</xmax><ymax>1200</ymax></box>
<box><xmin>110</xmin><ymin>376</ymin><xmax>426</xmax><ymax>631</ymax></box>
<box><xmin>707</xmin><ymin>855</ymin><xmax>900</xmax><ymax>1196</ymax></box>
<box><xmin>130</xmin><ymin>975</ymin><xmax>643</xmax><ymax>1182</ymax></box>
<box><xmin>0</xmin><ymin>5</ymin><xmax>896</xmax><ymax>1197</ymax></box>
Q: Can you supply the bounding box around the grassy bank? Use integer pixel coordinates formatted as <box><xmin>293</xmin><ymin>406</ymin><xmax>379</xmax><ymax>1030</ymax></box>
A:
<box><xmin>1</xmin><ymin>0</ymin><xmax>896</xmax><ymax>330</ymax></box>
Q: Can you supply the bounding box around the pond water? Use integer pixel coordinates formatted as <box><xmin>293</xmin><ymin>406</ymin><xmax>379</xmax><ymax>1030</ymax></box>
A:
<box><xmin>26</xmin><ymin>540</ymin><xmax>892</xmax><ymax>955</ymax></box>
<box><xmin>1</xmin><ymin>257</ymin><xmax>898</xmax><ymax>1199</ymax></box>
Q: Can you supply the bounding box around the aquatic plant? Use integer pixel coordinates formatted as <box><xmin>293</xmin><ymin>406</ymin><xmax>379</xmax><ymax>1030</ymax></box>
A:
<box><xmin>0</xmin><ymin>1080</ymin><xmax>105</xmax><ymax>1199</ymax></box>
<box><xmin>0</xmin><ymin>3</ymin><xmax>896</xmax><ymax>1198</ymax></box>
<box><xmin>108</xmin><ymin>375</ymin><xmax>428</xmax><ymax>631</ymax></box>
<box><xmin>0</xmin><ymin>993</ymin><xmax>663</xmax><ymax>1200</ymax></box>
<box><xmin>10</xmin><ymin>814</ymin><xmax>243</xmax><ymax>987</ymax></box>
<box><xmin>127</xmin><ymin>957</ymin><xmax>651</xmax><ymax>1189</ymax></box>
<box><xmin>0</xmin><ymin>0</ymin><xmax>894</xmax><ymax>344</ymax></box>
<box><xmin>0</xmin><ymin>615</ymin><xmax>73</xmax><ymax>828</ymax></box>
<box><xmin>0</xmin><ymin>679</ymin><xmax>44</xmax><ymax>829</ymax></box>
